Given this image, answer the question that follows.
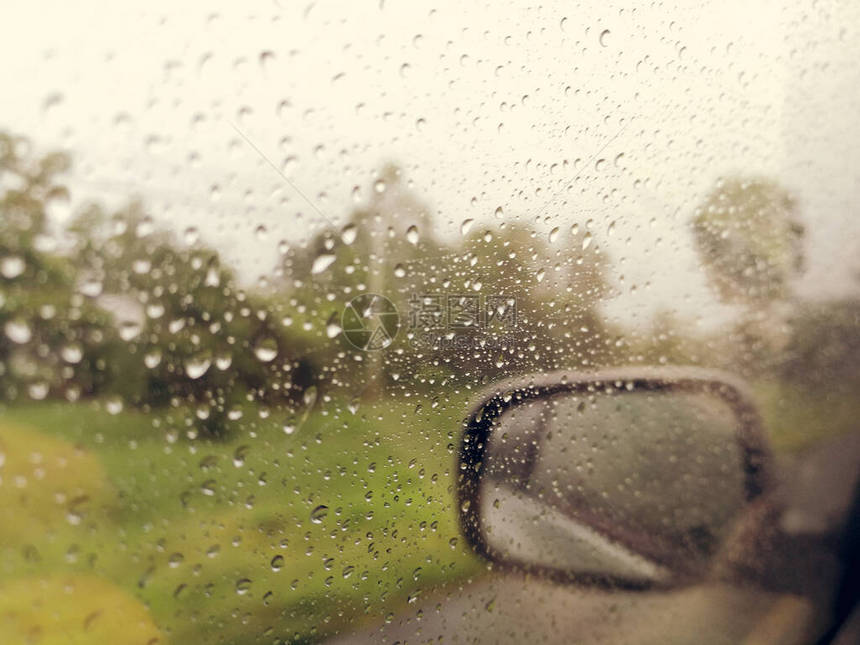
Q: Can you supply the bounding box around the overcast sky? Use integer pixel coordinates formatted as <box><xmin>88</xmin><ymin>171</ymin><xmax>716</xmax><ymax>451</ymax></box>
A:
<box><xmin>2</xmin><ymin>0</ymin><xmax>859</xmax><ymax>329</ymax></box>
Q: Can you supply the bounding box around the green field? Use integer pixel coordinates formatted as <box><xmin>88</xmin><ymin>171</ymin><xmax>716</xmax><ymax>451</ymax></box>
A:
<box><xmin>0</xmin><ymin>396</ymin><xmax>484</xmax><ymax>644</ymax></box>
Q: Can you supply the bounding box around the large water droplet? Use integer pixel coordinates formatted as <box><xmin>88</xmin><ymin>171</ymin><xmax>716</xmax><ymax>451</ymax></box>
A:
<box><xmin>61</xmin><ymin>343</ymin><xmax>83</xmax><ymax>364</ymax></box>
<box><xmin>0</xmin><ymin>255</ymin><xmax>25</xmax><ymax>279</ymax></box>
<box><xmin>4</xmin><ymin>319</ymin><xmax>32</xmax><ymax>344</ymax></box>
<box><xmin>406</xmin><ymin>225</ymin><xmax>420</xmax><ymax>245</ymax></box>
<box><xmin>233</xmin><ymin>445</ymin><xmax>249</xmax><ymax>467</ymax></box>
<box><xmin>341</xmin><ymin>224</ymin><xmax>358</xmax><ymax>245</ymax></box>
<box><xmin>185</xmin><ymin>356</ymin><xmax>212</xmax><ymax>379</ymax></box>
<box><xmin>311</xmin><ymin>253</ymin><xmax>336</xmax><ymax>274</ymax></box>
<box><xmin>325</xmin><ymin>312</ymin><xmax>342</xmax><ymax>339</ymax></box>
<box><xmin>119</xmin><ymin>321</ymin><xmax>142</xmax><ymax>341</ymax></box>
<box><xmin>310</xmin><ymin>505</ymin><xmax>328</xmax><ymax>524</ymax></box>
<box><xmin>254</xmin><ymin>337</ymin><xmax>278</xmax><ymax>362</ymax></box>
<box><xmin>599</xmin><ymin>29</ymin><xmax>611</xmax><ymax>47</ymax></box>
<box><xmin>106</xmin><ymin>397</ymin><xmax>124</xmax><ymax>415</ymax></box>
<box><xmin>144</xmin><ymin>349</ymin><xmax>162</xmax><ymax>369</ymax></box>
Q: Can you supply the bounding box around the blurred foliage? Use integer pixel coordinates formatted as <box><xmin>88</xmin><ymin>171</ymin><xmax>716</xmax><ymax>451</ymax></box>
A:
<box><xmin>690</xmin><ymin>176</ymin><xmax>807</xmax><ymax>379</ymax></box>
<box><xmin>280</xmin><ymin>164</ymin><xmax>614</xmax><ymax>393</ymax></box>
<box><xmin>691</xmin><ymin>176</ymin><xmax>804</xmax><ymax>306</ymax></box>
<box><xmin>0</xmin><ymin>132</ymin><xmax>126</xmax><ymax>403</ymax></box>
<box><xmin>4</xmin><ymin>130</ymin><xmax>859</xmax><ymax>442</ymax></box>
<box><xmin>67</xmin><ymin>202</ymin><xmax>320</xmax><ymax>435</ymax></box>
<box><xmin>779</xmin><ymin>298</ymin><xmax>860</xmax><ymax>392</ymax></box>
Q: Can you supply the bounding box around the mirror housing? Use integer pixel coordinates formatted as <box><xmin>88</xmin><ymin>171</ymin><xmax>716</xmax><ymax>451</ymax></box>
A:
<box><xmin>457</xmin><ymin>367</ymin><xmax>773</xmax><ymax>589</ymax></box>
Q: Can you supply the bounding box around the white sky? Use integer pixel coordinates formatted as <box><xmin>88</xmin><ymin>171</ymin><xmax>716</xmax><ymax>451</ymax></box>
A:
<box><xmin>2</xmin><ymin>0</ymin><xmax>859</xmax><ymax>329</ymax></box>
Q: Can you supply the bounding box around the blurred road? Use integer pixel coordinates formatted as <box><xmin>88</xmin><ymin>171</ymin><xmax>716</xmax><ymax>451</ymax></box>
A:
<box><xmin>327</xmin><ymin>574</ymin><xmax>812</xmax><ymax>645</ymax></box>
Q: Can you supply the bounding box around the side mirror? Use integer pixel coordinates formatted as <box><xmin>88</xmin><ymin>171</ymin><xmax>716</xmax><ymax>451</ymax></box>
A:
<box><xmin>457</xmin><ymin>367</ymin><xmax>773</xmax><ymax>589</ymax></box>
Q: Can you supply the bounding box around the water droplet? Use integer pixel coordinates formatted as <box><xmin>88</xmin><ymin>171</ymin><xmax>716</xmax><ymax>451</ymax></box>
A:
<box><xmin>29</xmin><ymin>382</ymin><xmax>49</xmax><ymax>400</ymax></box>
<box><xmin>144</xmin><ymin>350</ymin><xmax>162</xmax><ymax>369</ymax></box>
<box><xmin>582</xmin><ymin>232</ymin><xmax>593</xmax><ymax>250</ymax></box>
<box><xmin>0</xmin><ymin>255</ymin><xmax>25</xmax><ymax>278</ymax></box>
<box><xmin>259</xmin><ymin>50</ymin><xmax>275</xmax><ymax>71</ymax></box>
<box><xmin>215</xmin><ymin>353</ymin><xmax>232</xmax><ymax>370</ymax></box>
<box><xmin>341</xmin><ymin>224</ymin><xmax>358</xmax><ymax>245</ymax></box>
<box><xmin>460</xmin><ymin>219</ymin><xmax>474</xmax><ymax>236</ymax></box>
<box><xmin>4</xmin><ymin>319</ymin><xmax>32</xmax><ymax>344</ymax></box>
<box><xmin>235</xmin><ymin>578</ymin><xmax>252</xmax><ymax>595</ymax></box>
<box><xmin>253</xmin><ymin>337</ymin><xmax>278</xmax><ymax>362</ymax></box>
<box><xmin>119</xmin><ymin>321</ymin><xmax>142</xmax><ymax>341</ymax></box>
<box><xmin>311</xmin><ymin>253</ymin><xmax>336</xmax><ymax>274</ymax></box>
<box><xmin>233</xmin><ymin>445</ymin><xmax>249</xmax><ymax>467</ymax></box>
<box><xmin>79</xmin><ymin>277</ymin><xmax>103</xmax><ymax>298</ymax></box>
<box><xmin>106</xmin><ymin>397</ymin><xmax>123</xmax><ymax>415</ymax></box>
<box><xmin>61</xmin><ymin>343</ymin><xmax>83</xmax><ymax>364</ymax></box>
<box><xmin>536</xmin><ymin>268</ymin><xmax>546</xmax><ymax>283</ymax></box>
<box><xmin>393</xmin><ymin>263</ymin><xmax>406</xmax><ymax>278</ymax></box>
<box><xmin>406</xmin><ymin>225</ymin><xmax>420</xmax><ymax>245</ymax></box>
<box><xmin>549</xmin><ymin>226</ymin><xmax>560</xmax><ymax>243</ymax></box>
<box><xmin>303</xmin><ymin>385</ymin><xmax>318</xmax><ymax>409</ymax></box>
<box><xmin>494</xmin><ymin>206</ymin><xmax>504</xmax><ymax>218</ymax></box>
<box><xmin>146</xmin><ymin>303</ymin><xmax>165</xmax><ymax>319</ymax></box>
<box><xmin>325</xmin><ymin>312</ymin><xmax>342</xmax><ymax>339</ymax></box>
<box><xmin>599</xmin><ymin>29</ymin><xmax>611</xmax><ymax>47</ymax></box>
<box><xmin>270</xmin><ymin>555</ymin><xmax>285</xmax><ymax>571</ymax></box>
<box><xmin>310</xmin><ymin>505</ymin><xmax>328</xmax><ymax>524</ymax></box>
<box><xmin>185</xmin><ymin>356</ymin><xmax>212</xmax><ymax>379</ymax></box>
<box><xmin>184</xmin><ymin>227</ymin><xmax>200</xmax><ymax>245</ymax></box>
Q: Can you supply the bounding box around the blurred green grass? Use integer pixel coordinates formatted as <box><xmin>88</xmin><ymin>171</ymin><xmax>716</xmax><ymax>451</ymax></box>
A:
<box><xmin>0</xmin><ymin>396</ymin><xmax>484</xmax><ymax>644</ymax></box>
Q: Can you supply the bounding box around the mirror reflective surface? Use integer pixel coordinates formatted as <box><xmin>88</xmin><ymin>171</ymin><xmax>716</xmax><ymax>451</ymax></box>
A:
<box><xmin>473</xmin><ymin>378</ymin><xmax>758</xmax><ymax>586</ymax></box>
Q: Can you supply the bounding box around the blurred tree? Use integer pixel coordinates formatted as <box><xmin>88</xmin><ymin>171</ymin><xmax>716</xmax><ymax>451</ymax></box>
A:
<box><xmin>278</xmin><ymin>166</ymin><xmax>614</xmax><ymax>394</ymax></box>
<box><xmin>278</xmin><ymin>164</ymin><xmax>448</xmax><ymax>397</ymax></box>
<box><xmin>690</xmin><ymin>177</ymin><xmax>805</xmax><ymax>375</ymax></box>
<box><xmin>449</xmin><ymin>222</ymin><xmax>612</xmax><ymax>379</ymax></box>
<box><xmin>0</xmin><ymin>131</ymin><xmax>122</xmax><ymax>402</ymax></box>
<box><xmin>691</xmin><ymin>177</ymin><xmax>804</xmax><ymax>305</ymax></box>
<box><xmin>68</xmin><ymin>203</ymin><xmax>317</xmax><ymax>436</ymax></box>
